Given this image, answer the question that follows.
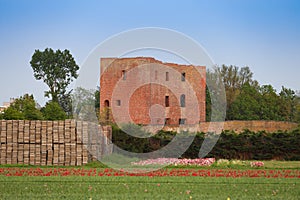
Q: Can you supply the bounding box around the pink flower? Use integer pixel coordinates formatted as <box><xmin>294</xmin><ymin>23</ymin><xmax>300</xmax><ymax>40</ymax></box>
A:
<box><xmin>131</xmin><ymin>158</ymin><xmax>215</xmax><ymax>166</ymax></box>
<box><xmin>250</xmin><ymin>161</ymin><xmax>264</xmax><ymax>168</ymax></box>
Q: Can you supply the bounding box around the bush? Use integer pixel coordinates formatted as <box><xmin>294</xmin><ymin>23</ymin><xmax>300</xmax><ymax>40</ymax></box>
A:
<box><xmin>112</xmin><ymin>125</ymin><xmax>300</xmax><ymax>161</ymax></box>
<box><xmin>2</xmin><ymin>94</ymin><xmax>43</xmax><ymax>120</ymax></box>
<box><xmin>41</xmin><ymin>101</ymin><xmax>67</xmax><ymax>120</ymax></box>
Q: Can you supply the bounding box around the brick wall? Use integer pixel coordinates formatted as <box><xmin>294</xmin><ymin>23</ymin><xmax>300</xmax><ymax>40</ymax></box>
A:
<box><xmin>100</xmin><ymin>57</ymin><xmax>206</xmax><ymax>125</ymax></box>
<box><xmin>0</xmin><ymin>120</ymin><xmax>112</xmax><ymax>166</ymax></box>
<box><xmin>163</xmin><ymin>120</ymin><xmax>299</xmax><ymax>133</ymax></box>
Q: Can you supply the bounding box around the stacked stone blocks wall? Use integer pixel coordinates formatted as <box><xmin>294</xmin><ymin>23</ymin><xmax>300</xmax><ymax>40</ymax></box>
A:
<box><xmin>0</xmin><ymin>120</ymin><xmax>112</xmax><ymax>166</ymax></box>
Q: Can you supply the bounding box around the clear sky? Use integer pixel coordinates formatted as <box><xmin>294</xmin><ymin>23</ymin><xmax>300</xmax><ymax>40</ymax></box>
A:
<box><xmin>0</xmin><ymin>0</ymin><xmax>300</xmax><ymax>106</ymax></box>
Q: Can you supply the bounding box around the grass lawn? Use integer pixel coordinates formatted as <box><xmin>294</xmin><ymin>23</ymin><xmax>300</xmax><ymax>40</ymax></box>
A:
<box><xmin>0</xmin><ymin>176</ymin><xmax>299</xmax><ymax>199</ymax></box>
<box><xmin>0</xmin><ymin>160</ymin><xmax>299</xmax><ymax>200</ymax></box>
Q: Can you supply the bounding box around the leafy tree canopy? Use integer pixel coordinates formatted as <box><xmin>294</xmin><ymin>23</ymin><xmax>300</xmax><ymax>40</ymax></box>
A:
<box><xmin>2</xmin><ymin>94</ymin><xmax>43</xmax><ymax>120</ymax></box>
<box><xmin>41</xmin><ymin>101</ymin><xmax>67</xmax><ymax>121</ymax></box>
<box><xmin>30</xmin><ymin>48</ymin><xmax>79</xmax><ymax>114</ymax></box>
<box><xmin>72</xmin><ymin>87</ymin><xmax>98</xmax><ymax>122</ymax></box>
<box><xmin>207</xmin><ymin>65</ymin><xmax>300</xmax><ymax>122</ymax></box>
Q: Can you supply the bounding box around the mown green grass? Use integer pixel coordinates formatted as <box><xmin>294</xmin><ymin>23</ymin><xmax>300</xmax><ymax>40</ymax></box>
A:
<box><xmin>0</xmin><ymin>176</ymin><xmax>299</xmax><ymax>200</ymax></box>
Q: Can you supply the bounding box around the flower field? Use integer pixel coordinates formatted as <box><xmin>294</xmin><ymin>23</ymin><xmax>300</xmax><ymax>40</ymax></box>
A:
<box><xmin>0</xmin><ymin>160</ymin><xmax>299</xmax><ymax>199</ymax></box>
<box><xmin>1</xmin><ymin>167</ymin><xmax>299</xmax><ymax>178</ymax></box>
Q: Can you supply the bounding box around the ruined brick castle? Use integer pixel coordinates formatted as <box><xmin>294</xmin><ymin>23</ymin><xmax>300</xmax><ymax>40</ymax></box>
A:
<box><xmin>100</xmin><ymin>57</ymin><xmax>206</xmax><ymax>125</ymax></box>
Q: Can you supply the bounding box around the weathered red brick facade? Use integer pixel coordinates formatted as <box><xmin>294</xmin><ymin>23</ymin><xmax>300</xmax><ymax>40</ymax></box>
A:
<box><xmin>100</xmin><ymin>57</ymin><xmax>206</xmax><ymax>125</ymax></box>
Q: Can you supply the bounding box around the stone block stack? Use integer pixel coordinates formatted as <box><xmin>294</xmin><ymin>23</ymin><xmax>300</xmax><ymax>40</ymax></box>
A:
<box><xmin>0</xmin><ymin>120</ymin><xmax>112</xmax><ymax>166</ymax></box>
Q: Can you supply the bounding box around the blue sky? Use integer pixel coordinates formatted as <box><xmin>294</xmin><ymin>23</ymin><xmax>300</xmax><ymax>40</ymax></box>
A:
<box><xmin>0</xmin><ymin>0</ymin><xmax>300</xmax><ymax>105</ymax></box>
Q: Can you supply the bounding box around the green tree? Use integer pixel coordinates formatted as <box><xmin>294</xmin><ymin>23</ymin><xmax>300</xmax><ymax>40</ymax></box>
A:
<box><xmin>30</xmin><ymin>48</ymin><xmax>79</xmax><ymax>113</ymax></box>
<box><xmin>259</xmin><ymin>85</ymin><xmax>281</xmax><ymax>120</ymax></box>
<box><xmin>208</xmin><ymin>65</ymin><xmax>258</xmax><ymax>120</ymax></box>
<box><xmin>295</xmin><ymin>93</ymin><xmax>300</xmax><ymax>123</ymax></box>
<box><xmin>218</xmin><ymin>65</ymin><xmax>240</xmax><ymax>112</ymax></box>
<box><xmin>72</xmin><ymin>87</ymin><xmax>98</xmax><ymax>122</ymax></box>
<box><xmin>227</xmin><ymin>83</ymin><xmax>261</xmax><ymax>120</ymax></box>
<box><xmin>2</xmin><ymin>107</ymin><xmax>24</xmax><ymax>120</ymax></box>
<box><xmin>208</xmin><ymin>64</ymin><xmax>300</xmax><ymax>122</ymax></box>
<box><xmin>205</xmin><ymin>85</ymin><xmax>212</xmax><ymax>121</ymax></box>
<box><xmin>95</xmin><ymin>86</ymin><xmax>100</xmax><ymax>120</ymax></box>
<box><xmin>41</xmin><ymin>101</ymin><xmax>67</xmax><ymax>120</ymax></box>
<box><xmin>58</xmin><ymin>91</ymin><xmax>73</xmax><ymax>117</ymax></box>
<box><xmin>206</xmin><ymin>68</ymin><xmax>227</xmax><ymax>122</ymax></box>
<box><xmin>2</xmin><ymin>94</ymin><xmax>43</xmax><ymax>120</ymax></box>
<box><xmin>279</xmin><ymin>87</ymin><xmax>297</xmax><ymax>122</ymax></box>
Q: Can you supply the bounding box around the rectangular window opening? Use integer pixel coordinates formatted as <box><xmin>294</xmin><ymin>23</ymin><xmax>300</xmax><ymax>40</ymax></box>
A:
<box><xmin>179</xmin><ymin>118</ymin><xmax>186</xmax><ymax>125</ymax></box>
<box><xmin>122</xmin><ymin>70</ymin><xmax>126</xmax><ymax>80</ymax></box>
<box><xmin>180</xmin><ymin>94</ymin><xmax>185</xmax><ymax>107</ymax></box>
<box><xmin>155</xmin><ymin>70</ymin><xmax>158</xmax><ymax>80</ymax></box>
<box><xmin>166</xmin><ymin>72</ymin><xmax>169</xmax><ymax>81</ymax></box>
<box><xmin>116</xmin><ymin>100</ymin><xmax>121</xmax><ymax>106</ymax></box>
<box><xmin>181</xmin><ymin>72</ymin><xmax>186</xmax><ymax>81</ymax></box>
<box><xmin>165</xmin><ymin>96</ymin><xmax>170</xmax><ymax>107</ymax></box>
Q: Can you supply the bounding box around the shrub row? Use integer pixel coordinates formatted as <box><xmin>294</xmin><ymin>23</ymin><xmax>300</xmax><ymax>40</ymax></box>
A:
<box><xmin>112</xmin><ymin>124</ymin><xmax>300</xmax><ymax>161</ymax></box>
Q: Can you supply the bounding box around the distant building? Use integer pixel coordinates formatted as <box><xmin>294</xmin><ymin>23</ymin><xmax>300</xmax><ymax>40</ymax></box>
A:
<box><xmin>0</xmin><ymin>106</ymin><xmax>5</xmax><ymax>114</ymax></box>
<box><xmin>100</xmin><ymin>57</ymin><xmax>206</xmax><ymax>125</ymax></box>
<box><xmin>0</xmin><ymin>98</ymin><xmax>15</xmax><ymax>113</ymax></box>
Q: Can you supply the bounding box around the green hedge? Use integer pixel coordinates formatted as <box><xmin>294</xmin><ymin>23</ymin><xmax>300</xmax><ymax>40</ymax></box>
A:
<box><xmin>112</xmin><ymin>124</ymin><xmax>300</xmax><ymax>161</ymax></box>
